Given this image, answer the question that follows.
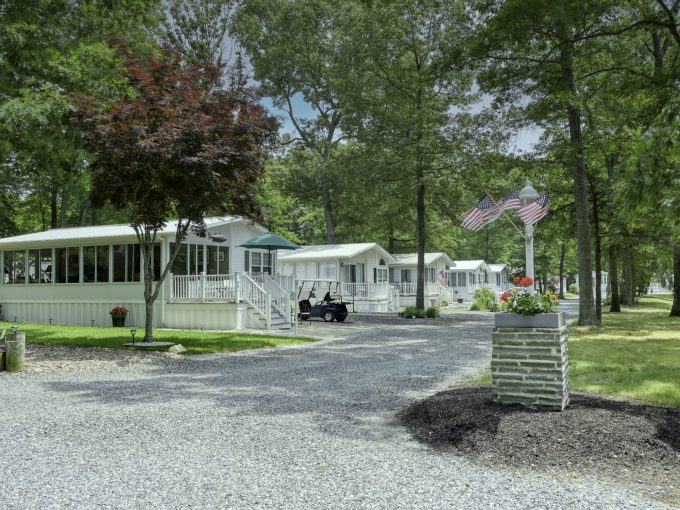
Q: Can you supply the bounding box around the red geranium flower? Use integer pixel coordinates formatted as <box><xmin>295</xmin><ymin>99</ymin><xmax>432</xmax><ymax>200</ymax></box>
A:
<box><xmin>513</xmin><ymin>276</ymin><xmax>521</xmax><ymax>285</ymax></box>
<box><xmin>501</xmin><ymin>290</ymin><xmax>512</xmax><ymax>303</ymax></box>
<box><xmin>519</xmin><ymin>277</ymin><xmax>534</xmax><ymax>288</ymax></box>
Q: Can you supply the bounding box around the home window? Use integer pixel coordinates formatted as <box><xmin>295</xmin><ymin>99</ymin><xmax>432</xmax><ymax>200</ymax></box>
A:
<box><xmin>113</xmin><ymin>244</ymin><xmax>141</xmax><ymax>282</ymax></box>
<box><xmin>375</xmin><ymin>267</ymin><xmax>388</xmax><ymax>283</ymax></box>
<box><xmin>250</xmin><ymin>251</ymin><xmax>272</xmax><ymax>274</ymax></box>
<box><xmin>4</xmin><ymin>250</ymin><xmax>26</xmax><ymax>284</ymax></box>
<box><xmin>207</xmin><ymin>245</ymin><xmax>229</xmax><ymax>275</ymax></box>
<box><xmin>53</xmin><ymin>247</ymin><xmax>79</xmax><ymax>283</ymax></box>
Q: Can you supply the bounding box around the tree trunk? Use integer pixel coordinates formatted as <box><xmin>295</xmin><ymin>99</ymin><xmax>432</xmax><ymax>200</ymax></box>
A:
<box><xmin>59</xmin><ymin>189</ymin><xmax>68</xmax><ymax>228</ymax></box>
<box><xmin>558</xmin><ymin>242</ymin><xmax>566</xmax><ymax>299</ymax></box>
<box><xmin>622</xmin><ymin>243</ymin><xmax>634</xmax><ymax>306</ymax></box>
<box><xmin>50</xmin><ymin>189</ymin><xmax>58</xmax><ymax>229</ymax></box>
<box><xmin>671</xmin><ymin>243</ymin><xmax>680</xmax><ymax>316</ymax></box>
<box><xmin>319</xmin><ymin>169</ymin><xmax>336</xmax><ymax>243</ymax></box>
<box><xmin>608</xmin><ymin>243</ymin><xmax>621</xmax><ymax>312</ymax></box>
<box><xmin>415</xmin><ymin>166</ymin><xmax>426</xmax><ymax>310</ymax></box>
<box><xmin>560</xmin><ymin>43</ymin><xmax>596</xmax><ymax>325</ymax></box>
<box><xmin>591</xmin><ymin>183</ymin><xmax>602</xmax><ymax>324</ymax></box>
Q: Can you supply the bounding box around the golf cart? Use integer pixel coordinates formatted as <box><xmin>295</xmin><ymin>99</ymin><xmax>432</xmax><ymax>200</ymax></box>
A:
<box><xmin>297</xmin><ymin>280</ymin><xmax>349</xmax><ymax>323</ymax></box>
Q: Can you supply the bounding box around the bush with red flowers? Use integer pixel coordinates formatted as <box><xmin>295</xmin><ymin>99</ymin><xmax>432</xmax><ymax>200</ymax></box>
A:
<box><xmin>501</xmin><ymin>277</ymin><xmax>558</xmax><ymax>316</ymax></box>
<box><xmin>109</xmin><ymin>306</ymin><xmax>129</xmax><ymax>318</ymax></box>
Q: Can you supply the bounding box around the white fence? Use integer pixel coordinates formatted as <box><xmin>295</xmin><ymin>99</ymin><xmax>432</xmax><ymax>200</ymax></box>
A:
<box><xmin>341</xmin><ymin>282</ymin><xmax>391</xmax><ymax>300</ymax></box>
<box><xmin>391</xmin><ymin>282</ymin><xmax>441</xmax><ymax>296</ymax></box>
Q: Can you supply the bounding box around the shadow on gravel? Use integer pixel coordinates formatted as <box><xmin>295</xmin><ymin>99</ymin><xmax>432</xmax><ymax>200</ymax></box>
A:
<box><xmin>401</xmin><ymin>386</ymin><xmax>680</xmax><ymax>503</ymax></box>
<box><xmin>43</xmin><ymin>320</ymin><xmax>492</xmax><ymax>441</ymax></box>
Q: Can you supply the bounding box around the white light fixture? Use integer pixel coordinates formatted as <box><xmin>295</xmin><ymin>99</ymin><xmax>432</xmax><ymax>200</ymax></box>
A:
<box><xmin>209</xmin><ymin>233</ymin><xmax>226</xmax><ymax>243</ymax></box>
<box><xmin>519</xmin><ymin>181</ymin><xmax>539</xmax><ymax>203</ymax></box>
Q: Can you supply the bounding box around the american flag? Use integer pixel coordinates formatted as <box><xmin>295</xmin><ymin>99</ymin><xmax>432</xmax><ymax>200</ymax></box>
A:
<box><xmin>484</xmin><ymin>190</ymin><xmax>521</xmax><ymax>223</ymax></box>
<box><xmin>460</xmin><ymin>195</ymin><xmax>495</xmax><ymax>231</ymax></box>
<box><xmin>436</xmin><ymin>270</ymin><xmax>447</xmax><ymax>287</ymax></box>
<box><xmin>518</xmin><ymin>195</ymin><xmax>550</xmax><ymax>225</ymax></box>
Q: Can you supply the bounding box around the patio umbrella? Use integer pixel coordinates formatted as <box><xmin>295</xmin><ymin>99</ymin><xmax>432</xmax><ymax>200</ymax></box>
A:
<box><xmin>239</xmin><ymin>232</ymin><xmax>300</xmax><ymax>274</ymax></box>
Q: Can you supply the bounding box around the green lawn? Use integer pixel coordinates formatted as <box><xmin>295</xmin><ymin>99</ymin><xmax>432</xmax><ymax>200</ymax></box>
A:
<box><xmin>0</xmin><ymin>322</ymin><xmax>316</xmax><ymax>355</ymax></box>
<box><xmin>569</xmin><ymin>294</ymin><xmax>680</xmax><ymax>408</ymax></box>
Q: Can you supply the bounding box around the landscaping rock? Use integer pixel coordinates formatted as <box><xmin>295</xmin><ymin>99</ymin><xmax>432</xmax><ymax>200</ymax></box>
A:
<box><xmin>168</xmin><ymin>344</ymin><xmax>188</xmax><ymax>354</ymax></box>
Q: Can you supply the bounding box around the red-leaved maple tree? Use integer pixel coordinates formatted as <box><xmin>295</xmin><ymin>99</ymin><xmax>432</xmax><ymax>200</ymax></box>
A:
<box><xmin>77</xmin><ymin>41</ymin><xmax>277</xmax><ymax>341</ymax></box>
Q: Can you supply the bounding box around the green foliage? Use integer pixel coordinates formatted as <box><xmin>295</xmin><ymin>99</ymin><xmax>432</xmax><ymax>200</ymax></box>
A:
<box><xmin>401</xmin><ymin>306</ymin><xmax>426</xmax><ymax>319</ymax></box>
<box><xmin>164</xmin><ymin>0</ymin><xmax>236</xmax><ymax>65</ymax></box>
<box><xmin>425</xmin><ymin>306</ymin><xmax>440</xmax><ymax>318</ymax></box>
<box><xmin>470</xmin><ymin>287</ymin><xmax>497</xmax><ymax>312</ymax></box>
<box><xmin>569</xmin><ymin>284</ymin><xmax>579</xmax><ymax>294</ymax></box>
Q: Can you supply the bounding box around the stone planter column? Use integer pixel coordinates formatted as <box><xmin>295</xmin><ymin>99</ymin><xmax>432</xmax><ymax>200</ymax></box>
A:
<box><xmin>491</xmin><ymin>312</ymin><xmax>569</xmax><ymax>411</ymax></box>
<box><xmin>6</xmin><ymin>332</ymin><xmax>26</xmax><ymax>373</ymax></box>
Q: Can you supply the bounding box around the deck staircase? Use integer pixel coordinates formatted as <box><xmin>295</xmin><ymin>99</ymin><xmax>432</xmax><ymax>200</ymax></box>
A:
<box><xmin>246</xmin><ymin>303</ymin><xmax>291</xmax><ymax>330</ymax></box>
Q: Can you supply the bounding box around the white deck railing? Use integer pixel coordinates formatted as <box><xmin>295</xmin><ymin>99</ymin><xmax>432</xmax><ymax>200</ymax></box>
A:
<box><xmin>171</xmin><ymin>274</ymin><xmax>240</xmax><ymax>302</ymax></box>
<box><xmin>239</xmin><ymin>273</ymin><xmax>271</xmax><ymax>328</ymax></box>
<box><xmin>391</xmin><ymin>282</ymin><xmax>441</xmax><ymax>296</ymax></box>
<box><xmin>169</xmin><ymin>272</ymin><xmax>295</xmax><ymax>329</ymax></box>
<box><xmin>341</xmin><ymin>282</ymin><xmax>391</xmax><ymax>300</ymax></box>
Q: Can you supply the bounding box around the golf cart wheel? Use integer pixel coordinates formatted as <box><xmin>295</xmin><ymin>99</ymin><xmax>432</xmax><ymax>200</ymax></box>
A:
<box><xmin>336</xmin><ymin>316</ymin><xmax>347</xmax><ymax>322</ymax></box>
<box><xmin>323</xmin><ymin>311</ymin><xmax>336</xmax><ymax>322</ymax></box>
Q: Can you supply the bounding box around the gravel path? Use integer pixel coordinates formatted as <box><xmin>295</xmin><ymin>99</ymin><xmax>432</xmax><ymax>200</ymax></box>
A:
<box><xmin>0</xmin><ymin>313</ymin><xmax>670</xmax><ymax>509</ymax></box>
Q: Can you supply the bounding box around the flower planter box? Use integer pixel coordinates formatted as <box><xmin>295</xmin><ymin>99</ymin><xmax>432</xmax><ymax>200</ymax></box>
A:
<box><xmin>494</xmin><ymin>311</ymin><xmax>565</xmax><ymax>329</ymax></box>
<box><xmin>111</xmin><ymin>316</ymin><xmax>126</xmax><ymax>328</ymax></box>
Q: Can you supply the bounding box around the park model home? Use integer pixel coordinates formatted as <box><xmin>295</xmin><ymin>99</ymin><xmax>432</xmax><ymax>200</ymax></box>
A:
<box><xmin>390</xmin><ymin>252</ymin><xmax>456</xmax><ymax>306</ymax></box>
<box><xmin>277</xmin><ymin>243</ymin><xmax>400</xmax><ymax>312</ymax></box>
<box><xmin>0</xmin><ymin>217</ymin><xmax>293</xmax><ymax>331</ymax></box>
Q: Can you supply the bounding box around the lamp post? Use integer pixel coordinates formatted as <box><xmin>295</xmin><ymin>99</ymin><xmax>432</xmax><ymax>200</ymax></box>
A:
<box><xmin>519</xmin><ymin>181</ymin><xmax>539</xmax><ymax>294</ymax></box>
<box><xmin>130</xmin><ymin>329</ymin><xmax>137</xmax><ymax>346</ymax></box>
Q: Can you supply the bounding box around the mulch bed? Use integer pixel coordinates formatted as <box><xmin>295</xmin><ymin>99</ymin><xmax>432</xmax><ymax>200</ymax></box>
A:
<box><xmin>401</xmin><ymin>386</ymin><xmax>680</xmax><ymax>503</ymax></box>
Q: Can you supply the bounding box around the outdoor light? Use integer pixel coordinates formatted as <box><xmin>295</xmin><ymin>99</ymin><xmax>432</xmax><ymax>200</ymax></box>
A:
<box><xmin>130</xmin><ymin>329</ymin><xmax>137</xmax><ymax>345</ymax></box>
<box><xmin>49</xmin><ymin>318</ymin><xmax>53</xmax><ymax>325</ymax></box>
<box><xmin>519</xmin><ymin>181</ymin><xmax>539</xmax><ymax>203</ymax></box>
<box><xmin>11</xmin><ymin>326</ymin><xmax>18</xmax><ymax>335</ymax></box>
<box><xmin>91</xmin><ymin>319</ymin><xmax>95</xmax><ymax>327</ymax></box>
<box><xmin>209</xmin><ymin>233</ymin><xmax>226</xmax><ymax>243</ymax></box>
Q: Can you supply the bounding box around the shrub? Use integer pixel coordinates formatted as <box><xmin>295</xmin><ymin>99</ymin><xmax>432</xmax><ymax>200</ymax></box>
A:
<box><xmin>425</xmin><ymin>306</ymin><xmax>440</xmax><ymax>318</ymax></box>
<box><xmin>402</xmin><ymin>306</ymin><xmax>426</xmax><ymax>318</ymax></box>
<box><xmin>568</xmin><ymin>283</ymin><xmax>578</xmax><ymax>294</ymax></box>
<box><xmin>470</xmin><ymin>287</ymin><xmax>497</xmax><ymax>311</ymax></box>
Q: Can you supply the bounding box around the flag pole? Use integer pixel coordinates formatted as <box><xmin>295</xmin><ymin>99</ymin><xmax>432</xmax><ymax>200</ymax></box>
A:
<box><xmin>519</xmin><ymin>181</ymin><xmax>539</xmax><ymax>294</ymax></box>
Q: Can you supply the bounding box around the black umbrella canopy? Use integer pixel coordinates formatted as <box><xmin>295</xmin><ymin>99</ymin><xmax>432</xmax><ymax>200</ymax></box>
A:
<box><xmin>239</xmin><ymin>232</ymin><xmax>300</xmax><ymax>251</ymax></box>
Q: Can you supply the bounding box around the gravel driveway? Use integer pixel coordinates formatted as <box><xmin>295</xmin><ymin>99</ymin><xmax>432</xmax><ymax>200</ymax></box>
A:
<box><xmin>0</xmin><ymin>312</ymin><xmax>669</xmax><ymax>509</ymax></box>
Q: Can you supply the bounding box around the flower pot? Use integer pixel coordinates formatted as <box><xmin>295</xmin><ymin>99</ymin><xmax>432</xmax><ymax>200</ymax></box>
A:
<box><xmin>494</xmin><ymin>311</ymin><xmax>565</xmax><ymax>329</ymax></box>
<box><xmin>111</xmin><ymin>316</ymin><xmax>126</xmax><ymax>327</ymax></box>
<box><xmin>456</xmin><ymin>298</ymin><xmax>464</xmax><ymax>304</ymax></box>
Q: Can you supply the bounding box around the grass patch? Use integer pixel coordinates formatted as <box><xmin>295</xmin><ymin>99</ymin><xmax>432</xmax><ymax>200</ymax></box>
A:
<box><xmin>0</xmin><ymin>322</ymin><xmax>316</xmax><ymax>355</ymax></box>
<box><xmin>569</xmin><ymin>294</ymin><xmax>680</xmax><ymax>408</ymax></box>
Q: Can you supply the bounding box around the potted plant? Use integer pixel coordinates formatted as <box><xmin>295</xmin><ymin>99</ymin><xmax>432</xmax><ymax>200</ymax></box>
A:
<box><xmin>497</xmin><ymin>277</ymin><xmax>562</xmax><ymax>328</ymax></box>
<box><xmin>110</xmin><ymin>306</ymin><xmax>129</xmax><ymax>327</ymax></box>
<box><xmin>454</xmin><ymin>290</ymin><xmax>464</xmax><ymax>304</ymax></box>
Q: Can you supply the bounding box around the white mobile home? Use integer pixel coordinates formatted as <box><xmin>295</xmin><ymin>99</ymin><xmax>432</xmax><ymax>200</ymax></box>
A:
<box><xmin>488</xmin><ymin>263</ymin><xmax>511</xmax><ymax>290</ymax></box>
<box><xmin>278</xmin><ymin>243</ymin><xmax>399</xmax><ymax>312</ymax></box>
<box><xmin>0</xmin><ymin>217</ymin><xmax>294</xmax><ymax>331</ymax></box>
<box><xmin>390</xmin><ymin>253</ymin><xmax>455</xmax><ymax>306</ymax></box>
<box><xmin>445</xmin><ymin>260</ymin><xmax>490</xmax><ymax>302</ymax></box>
